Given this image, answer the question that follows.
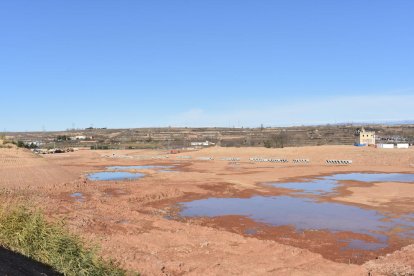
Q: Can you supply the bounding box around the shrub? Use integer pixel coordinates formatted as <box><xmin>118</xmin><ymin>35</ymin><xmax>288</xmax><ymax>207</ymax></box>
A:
<box><xmin>0</xmin><ymin>207</ymin><xmax>131</xmax><ymax>276</ymax></box>
<box><xmin>13</xmin><ymin>140</ymin><xmax>26</xmax><ymax>148</ymax></box>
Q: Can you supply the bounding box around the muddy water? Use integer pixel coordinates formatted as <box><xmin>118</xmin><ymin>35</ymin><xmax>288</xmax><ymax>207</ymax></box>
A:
<box><xmin>179</xmin><ymin>173</ymin><xmax>414</xmax><ymax>253</ymax></box>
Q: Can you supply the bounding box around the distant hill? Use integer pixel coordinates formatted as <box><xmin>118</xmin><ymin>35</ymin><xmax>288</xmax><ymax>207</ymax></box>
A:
<box><xmin>6</xmin><ymin>123</ymin><xmax>414</xmax><ymax>149</ymax></box>
<box><xmin>379</xmin><ymin>120</ymin><xmax>414</xmax><ymax>125</ymax></box>
<box><xmin>306</xmin><ymin>120</ymin><xmax>414</xmax><ymax>127</ymax></box>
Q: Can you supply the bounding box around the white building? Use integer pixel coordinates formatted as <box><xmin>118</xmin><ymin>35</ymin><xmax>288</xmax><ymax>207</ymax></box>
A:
<box><xmin>377</xmin><ymin>144</ymin><xmax>394</xmax><ymax>149</ymax></box>
<box><xmin>71</xmin><ymin>135</ymin><xmax>87</xmax><ymax>140</ymax></box>
<box><xmin>190</xmin><ymin>141</ymin><xmax>215</xmax><ymax>147</ymax></box>
<box><xmin>396</xmin><ymin>143</ymin><xmax>409</xmax><ymax>149</ymax></box>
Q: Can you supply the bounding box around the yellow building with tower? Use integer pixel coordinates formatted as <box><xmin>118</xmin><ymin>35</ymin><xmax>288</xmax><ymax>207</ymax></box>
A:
<box><xmin>355</xmin><ymin>128</ymin><xmax>376</xmax><ymax>146</ymax></box>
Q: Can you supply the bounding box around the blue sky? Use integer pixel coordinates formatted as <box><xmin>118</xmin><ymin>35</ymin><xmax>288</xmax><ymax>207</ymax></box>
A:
<box><xmin>1</xmin><ymin>1</ymin><xmax>413</xmax><ymax>131</ymax></box>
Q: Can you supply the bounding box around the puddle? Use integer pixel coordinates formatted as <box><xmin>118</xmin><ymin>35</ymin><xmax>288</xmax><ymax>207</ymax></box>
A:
<box><xmin>164</xmin><ymin>215</ymin><xmax>176</xmax><ymax>220</ymax></box>
<box><xmin>70</xmin><ymin>192</ymin><xmax>85</xmax><ymax>202</ymax></box>
<box><xmin>180</xmin><ymin>196</ymin><xmax>407</xmax><ymax>234</ymax></box>
<box><xmin>179</xmin><ymin>195</ymin><xmax>414</xmax><ymax>250</ymax></box>
<box><xmin>340</xmin><ymin>239</ymin><xmax>388</xmax><ymax>251</ymax></box>
<box><xmin>244</xmin><ymin>228</ymin><xmax>258</xmax><ymax>235</ymax></box>
<box><xmin>87</xmin><ymin>165</ymin><xmax>176</xmax><ymax>180</ymax></box>
<box><xmin>176</xmin><ymin>172</ymin><xmax>414</xmax><ymax>257</ymax></box>
<box><xmin>329</xmin><ymin>173</ymin><xmax>414</xmax><ymax>182</ymax></box>
<box><xmin>103</xmin><ymin>188</ymin><xmax>128</xmax><ymax>196</ymax></box>
<box><xmin>87</xmin><ymin>171</ymin><xmax>144</xmax><ymax>181</ymax></box>
<box><xmin>270</xmin><ymin>173</ymin><xmax>414</xmax><ymax>195</ymax></box>
<box><xmin>159</xmin><ymin>170</ymin><xmax>177</xmax><ymax>173</ymax></box>
<box><xmin>272</xmin><ymin>178</ymin><xmax>338</xmax><ymax>195</ymax></box>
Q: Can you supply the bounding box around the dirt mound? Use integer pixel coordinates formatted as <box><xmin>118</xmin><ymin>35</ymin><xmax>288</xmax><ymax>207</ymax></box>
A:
<box><xmin>364</xmin><ymin>245</ymin><xmax>414</xmax><ymax>275</ymax></box>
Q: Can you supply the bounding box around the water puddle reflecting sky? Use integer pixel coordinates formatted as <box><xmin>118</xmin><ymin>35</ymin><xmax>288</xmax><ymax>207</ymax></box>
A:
<box><xmin>87</xmin><ymin>171</ymin><xmax>144</xmax><ymax>181</ymax></box>
<box><xmin>106</xmin><ymin>165</ymin><xmax>174</xmax><ymax>171</ymax></box>
<box><xmin>87</xmin><ymin>165</ymin><xmax>175</xmax><ymax>181</ymax></box>
<box><xmin>270</xmin><ymin>173</ymin><xmax>414</xmax><ymax>195</ymax></box>
<box><xmin>70</xmin><ymin>192</ymin><xmax>85</xmax><ymax>202</ymax></box>
<box><xmin>179</xmin><ymin>173</ymin><xmax>414</xmax><ymax>251</ymax></box>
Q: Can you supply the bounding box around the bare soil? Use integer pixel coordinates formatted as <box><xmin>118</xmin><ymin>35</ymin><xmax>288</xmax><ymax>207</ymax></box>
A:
<box><xmin>1</xmin><ymin>146</ymin><xmax>414</xmax><ymax>275</ymax></box>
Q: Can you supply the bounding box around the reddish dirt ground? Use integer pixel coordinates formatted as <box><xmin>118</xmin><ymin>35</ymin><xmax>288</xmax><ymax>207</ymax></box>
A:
<box><xmin>1</xmin><ymin>146</ymin><xmax>414</xmax><ymax>275</ymax></box>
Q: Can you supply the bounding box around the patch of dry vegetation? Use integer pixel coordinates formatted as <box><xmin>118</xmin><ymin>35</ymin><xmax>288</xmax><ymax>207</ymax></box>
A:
<box><xmin>0</xmin><ymin>205</ymin><xmax>134</xmax><ymax>276</ymax></box>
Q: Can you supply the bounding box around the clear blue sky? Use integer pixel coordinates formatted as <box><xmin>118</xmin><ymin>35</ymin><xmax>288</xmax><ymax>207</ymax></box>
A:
<box><xmin>1</xmin><ymin>1</ymin><xmax>413</xmax><ymax>131</ymax></box>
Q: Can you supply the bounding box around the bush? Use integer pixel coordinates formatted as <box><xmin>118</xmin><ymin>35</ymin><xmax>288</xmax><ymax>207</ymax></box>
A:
<box><xmin>13</xmin><ymin>141</ymin><xmax>26</xmax><ymax>148</ymax></box>
<box><xmin>0</xmin><ymin>207</ymin><xmax>131</xmax><ymax>276</ymax></box>
<box><xmin>91</xmin><ymin>145</ymin><xmax>110</xmax><ymax>150</ymax></box>
<box><xmin>263</xmin><ymin>141</ymin><xmax>272</xmax><ymax>148</ymax></box>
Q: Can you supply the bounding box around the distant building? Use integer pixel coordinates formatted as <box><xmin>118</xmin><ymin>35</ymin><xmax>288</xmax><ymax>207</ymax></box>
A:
<box><xmin>396</xmin><ymin>143</ymin><xmax>409</xmax><ymax>149</ymax></box>
<box><xmin>71</xmin><ymin>135</ymin><xmax>87</xmax><ymax>140</ymax></box>
<box><xmin>355</xmin><ymin>128</ymin><xmax>376</xmax><ymax>146</ymax></box>
<box><xmin>190</xmin><ymin>140</ymin><xmax>215</xmax><ymax>147</ymax></box>
<box><xmin>25</xmin><ymin>141</ymin><xmax>42</xmax><ymax>147</ymax></box>
<box><xmin>377</xmin><ymin>143</ymin><xmax>394</xmax><ymax>149</ymax></box>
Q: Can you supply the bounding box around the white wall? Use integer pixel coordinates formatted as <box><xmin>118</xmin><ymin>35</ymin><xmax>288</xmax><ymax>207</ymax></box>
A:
<box><xmin>396</xmin><ymin>144</ymin><xmax>409</xmax><ymax>149</ymax></box>
<box><xmin>378</xmin><ymin>144</ymin><xmax>394</xmax><ymax>149</ymax></box>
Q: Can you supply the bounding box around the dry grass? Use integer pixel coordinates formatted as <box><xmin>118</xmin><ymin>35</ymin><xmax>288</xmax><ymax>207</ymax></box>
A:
<box><xmin>0</xmin><ymin>206</ymin><xmax>134</xmax><ymax>276</ymax></box>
